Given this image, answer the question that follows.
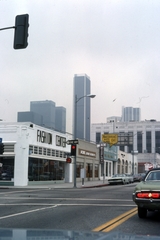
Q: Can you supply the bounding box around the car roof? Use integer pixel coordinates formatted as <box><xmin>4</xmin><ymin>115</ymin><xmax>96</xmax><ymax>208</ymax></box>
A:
<box><xmin>147</xmin><ymin>168</ymin><xmax>160</xmax><ymax>173</ymax></box>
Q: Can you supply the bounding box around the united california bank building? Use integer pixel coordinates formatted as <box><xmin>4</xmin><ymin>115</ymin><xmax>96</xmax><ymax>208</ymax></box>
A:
<box><xmin>0</xmin><ymin>122</ymin><xmax>73</xmax><ymax>186</ymax></box>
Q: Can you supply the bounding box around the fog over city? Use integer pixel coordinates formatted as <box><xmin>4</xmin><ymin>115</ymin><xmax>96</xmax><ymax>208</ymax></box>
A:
<box><xmin>1</xmin><ymin>0</ymin><xmax>160</xmax><ymax>133</ymax></box>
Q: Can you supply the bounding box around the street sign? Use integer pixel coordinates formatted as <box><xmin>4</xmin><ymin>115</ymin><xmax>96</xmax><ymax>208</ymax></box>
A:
<box><xmin>66</xmin><ymin>139</ymin><xmax>79</xmax><ymax>145</ymax></box>
<box><xmin>102</xmin><ymin>134</ymin><xmax>118</xmax><ymax>146</ymax></box>
<box><xmin>117</xmin><ymin>132</ymin><xmax>133</xmax><ymax>146</ymax></box>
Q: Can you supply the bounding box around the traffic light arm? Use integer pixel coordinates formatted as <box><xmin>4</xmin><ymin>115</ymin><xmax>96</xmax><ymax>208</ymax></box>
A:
<box><xmin>0</xmin><ymin>26</ymin><xmax>15</xmax><ymax>31</ymax></box>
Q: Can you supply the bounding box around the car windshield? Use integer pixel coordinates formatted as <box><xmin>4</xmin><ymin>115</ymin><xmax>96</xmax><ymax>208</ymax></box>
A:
<box><xmin>113</xmin><ymin>174</ymin><xmax>124</xmax><ymax>178</ymax></box>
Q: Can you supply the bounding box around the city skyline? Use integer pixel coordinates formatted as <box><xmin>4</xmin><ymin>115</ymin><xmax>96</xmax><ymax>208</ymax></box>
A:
<box><xmin>1</xmin><ymin>1</ymin><xmax>160</xmax><ymax>133</ymax></box>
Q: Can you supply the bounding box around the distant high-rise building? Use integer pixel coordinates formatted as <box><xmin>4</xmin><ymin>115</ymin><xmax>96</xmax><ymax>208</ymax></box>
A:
<box><xmin>122</xmin><ymin>107</ymin><xmax>141</xmax><ymax>122</ymax></box>
<box><xmin>55</xmin><ymin>107</ymin><xmax>66</xmax><ymax>132</ymax></box>
<box><xmin>30</xmin><ymin>100</ymin><xmax>56</xmax><ymax>129</ymax></box>
<box><xmin>73</xmin><ymin>74</ymin><xmax>91</xmax><ymax>141</ymax></box>
<box><xmin>17</xmin><ymin>111</ymin><xmax>43</xmax><ymax>126</ymax></box>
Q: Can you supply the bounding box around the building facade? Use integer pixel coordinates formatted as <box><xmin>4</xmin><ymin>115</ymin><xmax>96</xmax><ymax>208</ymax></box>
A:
<box><xmin>0</xmin><ymin>122</ymin><xmax>72</xmax><ymax>186</ymax></box>
<box><xmin>0</xmin><ymin>122</ymin><xmax>101</xmax><ymax>186</ymax></box>
<box><xmin>73</xmin><ymin>74</ymin><xmax>91</xmax><ymax>141</ymax></box>
<box><xmin>91</xmin><ymin>119</ymin><xmax>160</xmax><ymax>170</ymax></box>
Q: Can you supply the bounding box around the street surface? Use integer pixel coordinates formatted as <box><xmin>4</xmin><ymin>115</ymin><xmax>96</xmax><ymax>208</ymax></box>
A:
<box><xmin>0</xmin><ymin>183</ymin><xmax>160</xmax><ymax>237</ymax></box>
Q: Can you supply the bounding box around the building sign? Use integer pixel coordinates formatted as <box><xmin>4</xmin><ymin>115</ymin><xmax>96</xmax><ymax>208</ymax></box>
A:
<box><xmin>37</xmin><ymin>130</ymin><xmax>52</xmax><ymax>144</ymax></box>
<box><xmin>56</xmin><ymin>135</ymin><xmax>66</xmax><ymax>148</ymax></box>
<box><xmin>102</xmin><ymin>134</ymin><xmax>118</xmax><ymax>146</ymax></box>
<box><xmin>79</xmin><ymin>149</ymin><xmax>96</xmax><ymax>158</ymax></box>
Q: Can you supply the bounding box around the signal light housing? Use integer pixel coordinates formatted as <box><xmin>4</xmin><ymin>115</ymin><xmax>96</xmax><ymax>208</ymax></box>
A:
<box><xmin>71</xmin><ymin>144</ymin><xmax>76</xmax><ymax>156</ymax></box>
<box><xmin>13</xmin><ymin>14</ymin><xmax>29</xmax><ymax>49</ymax></box>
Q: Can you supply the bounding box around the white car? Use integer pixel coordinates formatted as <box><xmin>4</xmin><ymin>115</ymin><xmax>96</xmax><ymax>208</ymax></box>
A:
<box><xmin>125</xmin><ymin>173</ymin><xmax>134</xmax><ymax>183</ymax></box>
<box><xmin>108</xmin><ymin>174</ymin><xmax>130</xmax><ymax>185</ymax></box>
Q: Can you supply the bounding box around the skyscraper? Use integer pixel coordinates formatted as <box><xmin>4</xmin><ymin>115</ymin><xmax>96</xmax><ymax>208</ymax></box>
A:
<box><xmin>122</xmin><ymin>107</ymin><xmax>141</xmax><ymax>122</ymax></box>
<box><xmin>30</xmin><ymin>100</ymin><xmax>56</xmax><ymax>129</ymax></box>
<box><xmin>73</xmin><ymin>74</ymin><xmax>91</xmax><ymax>141</ymax></box>
<box><xmin>55</xmin><ymin>107</ymin><xmax>66</xmax><ymax>132</ymax></box>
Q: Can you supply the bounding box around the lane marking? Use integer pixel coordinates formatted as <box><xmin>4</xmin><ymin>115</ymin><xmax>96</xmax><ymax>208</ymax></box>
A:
<box><xmin>0</xmin><ymin>189</ymin><xmax>49</xmax><ymax>195</ymax></box>
<box><xmin>0</xmin><ymin>205</ymin><xmax>59</xmax><ymax>220</ymax></box>
<box><xmin>93</xmin><ymin>207</ymin><xmax>137</xmax><ymax>232</ymax></box>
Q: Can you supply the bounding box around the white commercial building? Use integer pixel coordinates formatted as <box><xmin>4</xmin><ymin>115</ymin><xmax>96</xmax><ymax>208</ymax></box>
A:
<box><xmin>0</xmin><ymin>122</ymin><xmax>102</xmax><ymax>187</ymax></box>
<box><xmin>91</xmin><ymin>119</ymin><xmax>160</xmax><ymax>172</ymax></box>
<box><xmin>0</xmin><ymin>122</ymin><xmax>72</xmax><ymax>186</ymax></box>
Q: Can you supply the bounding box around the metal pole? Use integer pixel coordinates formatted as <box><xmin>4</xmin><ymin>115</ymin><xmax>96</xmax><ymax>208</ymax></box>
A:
<box><xmin>73</xmin><ymin>95</ymin><xmax>77</xmax><ymax>188</ymax></box>
<box><xmin>132</xmin><ymin>152</ymin><xmax>134</xmax><ymax>175</ymax></box>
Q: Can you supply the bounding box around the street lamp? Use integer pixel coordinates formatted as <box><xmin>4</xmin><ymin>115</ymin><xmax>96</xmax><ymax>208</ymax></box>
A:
<box><xmin>131</xmin><ymin>150</ymin><xmax>138</xmax><ymax>175</ymax></box>
<box><xmin>73</xmin><ymin>94</ymin><xmax>96</xmax><ymax>188</ymax></box>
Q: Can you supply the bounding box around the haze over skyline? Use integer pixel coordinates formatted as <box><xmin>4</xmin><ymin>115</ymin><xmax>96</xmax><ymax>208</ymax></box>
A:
<box><xmin>1</xmin><ymin>0</ymin><xmax>160</xmax><ymax>134</ymax></box>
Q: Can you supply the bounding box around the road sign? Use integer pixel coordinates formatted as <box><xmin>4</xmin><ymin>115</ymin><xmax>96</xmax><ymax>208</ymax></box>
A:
<box><xmin>66</xmin><ymin>139</ymin><xmax>79</xmax><ymax>145</ymax></box>
<box><xmin>117</xmin><ymin>132</ymin><xmax>133</xmax><ymax>146</ymax></box>
<box><xmin>102</xmin><ymin>134</ymin><xmax>118</xmax><ymax>146</ymax></box>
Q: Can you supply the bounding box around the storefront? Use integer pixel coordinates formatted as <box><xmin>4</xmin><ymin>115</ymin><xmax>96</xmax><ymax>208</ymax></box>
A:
<box><xmin>75</xmin><ymin>139</ymin><xmax>100</xmax><ymax>181</ymax></box>
<box><xmin>99</xmin><ymin>144</ymin><xmax>118</xmax><ymax>180</ymax></box>
<box><xmin>0</xmin><ymin>122</ymin><xmax>72</xmax><ymax>186</ymax></box>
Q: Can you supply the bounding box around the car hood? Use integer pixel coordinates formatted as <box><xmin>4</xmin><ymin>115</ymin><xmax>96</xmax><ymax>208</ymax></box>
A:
<box><xmin>134</xmin><ymin>181</ymin><xmax>160</xmax><ymax>191</ymax></box>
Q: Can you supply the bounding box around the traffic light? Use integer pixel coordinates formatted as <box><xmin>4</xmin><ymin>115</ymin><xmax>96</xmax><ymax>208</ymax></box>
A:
<box><xmin>13</xmin><ymin>14</ymin><xmax>29</xmax><ymax>49</ymax></box>
<box><xmin>0</xmin><ymin>143</ymin><xmax>4</xmax><ymax>154</ymax></box>
<box><xmin>71</xmin><ymin>144</ymin><xmax>76</xmax><ymax>156</ymax></box>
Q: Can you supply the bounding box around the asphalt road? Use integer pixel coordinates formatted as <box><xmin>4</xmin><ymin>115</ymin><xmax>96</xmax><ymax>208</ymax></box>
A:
<box><xmin>0</xmin><ymin>183</ymin><xmax>160</xmax><ymax>237</ymax></box>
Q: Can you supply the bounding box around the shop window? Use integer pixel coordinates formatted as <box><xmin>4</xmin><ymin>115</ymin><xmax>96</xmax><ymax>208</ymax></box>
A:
<box><xmin>0</xmin><ymin>157</ymin><xmax>14</xmax><ymax>181</ymax></box>
<box><xmin>76</xmin><ymin>163</ymin><xmax>84</xmax><ymax>178</ymax></box>
<box><xmin>86</xmin><ymin>163</ymin><xmax>93</xmax><ymax>178</ymax></box>
<box><xmin>95</xmin><ymin>164</ymin><xmax>99</xmax><ymax>178</ymax></box>
<box><xmin>28</xmin><ymin>158</ymin><xmax>65</xmax><ymax>181</ymax></box>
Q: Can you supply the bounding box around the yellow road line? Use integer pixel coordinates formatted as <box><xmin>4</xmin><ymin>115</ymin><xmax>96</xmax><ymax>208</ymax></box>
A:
<box><xmin>93</xmin><ymin>207</ymin><xmax>137</xmax><ymax>232</ymax></box>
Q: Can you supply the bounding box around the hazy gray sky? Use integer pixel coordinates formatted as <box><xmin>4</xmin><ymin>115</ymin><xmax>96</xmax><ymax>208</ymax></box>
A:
<box><xmin>1</xmin><ymin>0</ymin><xmax>160</xmax><ymax>133</ymax></box>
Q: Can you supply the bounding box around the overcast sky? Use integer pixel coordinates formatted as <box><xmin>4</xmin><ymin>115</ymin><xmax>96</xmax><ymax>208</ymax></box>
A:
<box><xmin>1</xmin><ymin>0</ymin><xmax>160</xmax><ymax>133</ymax></box>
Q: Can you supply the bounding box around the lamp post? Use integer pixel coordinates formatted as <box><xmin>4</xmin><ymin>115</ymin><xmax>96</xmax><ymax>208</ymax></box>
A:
<box><xmin>131</xmin><ymin>150</ymin><xmax>138</xmax><ymax>175</ymax></box>
<box><xmin>73</xmin><ymin>94</ymin><xmax>96</xmax><ymax>188</ymax></box>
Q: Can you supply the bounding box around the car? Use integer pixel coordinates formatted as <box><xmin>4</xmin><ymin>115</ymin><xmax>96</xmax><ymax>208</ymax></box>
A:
<box><xmin>133</xmin><ymin>173</ymin><xmax>143</xmax><ymax>182</ymax></box>
<box><xmin>125</xmin><ymin>173</ymin><xmax>134</xmax><ymax>183</ymax></box>
<box><xmin>108</xmin><ymin>174</ymin><xmax>130</xmax><ymax>185</ymax></box>
<box><xmin>132</xmin><ymin>168</ymin><xmax>160</xmax><ymax>218</ymax></box>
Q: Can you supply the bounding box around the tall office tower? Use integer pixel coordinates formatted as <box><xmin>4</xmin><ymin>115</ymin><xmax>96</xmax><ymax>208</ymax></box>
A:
<box><xmin>122</xmin><ymin>107</ymin><xmax>141</xmax><ymax>122</ymax></box>
<box><xmin>73</xmin><ymin>74</ymin><xmax>91</xmax><ymax>141</ymax></box>
<box><xmin>17</xmin><ymin>111</ymin><xmax>43</xmax><ymax>126</ymax></box>
<box><xmin>55</xmin><ymin>106</ymin><xmax>66</xmax><ymax>132</ymax></box>
<box><xmin>30</xmin><ymin>100</ymin><xmax>56</xmax><ymax>129</ymax></box>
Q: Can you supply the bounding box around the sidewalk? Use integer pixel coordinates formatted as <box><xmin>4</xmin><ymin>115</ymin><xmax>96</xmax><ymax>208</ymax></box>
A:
<box><xmin>0</xmin><ymin>180</ymin><xmax>109</xmax><ymax>189</ymax></box>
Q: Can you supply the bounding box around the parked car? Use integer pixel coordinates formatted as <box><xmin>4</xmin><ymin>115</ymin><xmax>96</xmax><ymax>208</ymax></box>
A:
<box><xmin>125</xmin><ymin>173</ymin><xmax>134</xmax><ymax>183</ymax></box>
<box><xmin>108</xmin><ymin>174</ymin><xmax>130</xmax><ymax>185</ymax></box>
<box><xmin>133</xmin><ymin>174</ymin><xmax>142</xmax><ymax>182</ymax></box>
<box><xmin>132</xmin><ymin>168</ymin><xmax>160</xmax><ymax>218</ymax></box>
